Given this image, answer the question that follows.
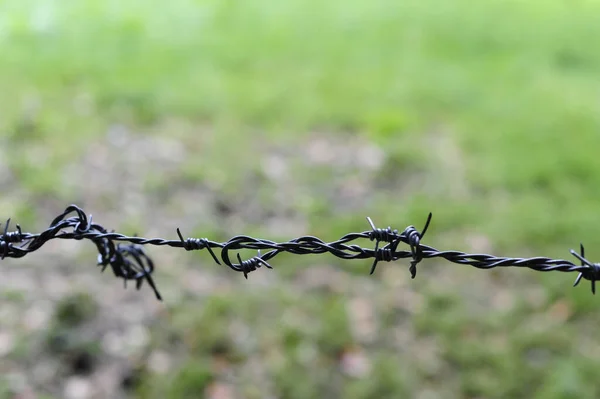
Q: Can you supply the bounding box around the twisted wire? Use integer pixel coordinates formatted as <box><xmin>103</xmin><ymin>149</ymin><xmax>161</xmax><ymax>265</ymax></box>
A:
<box><xmin>1</xmin><ymin>204</ymin><xmax>598</xmax><ymax>301</ymax></box>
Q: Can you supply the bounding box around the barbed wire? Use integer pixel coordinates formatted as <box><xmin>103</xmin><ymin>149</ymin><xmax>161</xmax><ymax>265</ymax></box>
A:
<box><xmin>0</xmin><ymin>204</ymin><xmax>598</xmax><ymax>301</ymax></box>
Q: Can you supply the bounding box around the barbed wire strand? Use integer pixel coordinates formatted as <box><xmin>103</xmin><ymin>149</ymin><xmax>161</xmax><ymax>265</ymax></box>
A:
<box><xmin>1</xmin><ymin>204</ymin><xmax>598</xmax><ymax>301</ymax></box>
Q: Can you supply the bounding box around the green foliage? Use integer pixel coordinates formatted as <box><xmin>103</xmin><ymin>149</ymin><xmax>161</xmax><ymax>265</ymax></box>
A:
<box><xmin>167</xmin><ymin>361</ymin><xmax>215</xmax><ymax>399</ymax></box>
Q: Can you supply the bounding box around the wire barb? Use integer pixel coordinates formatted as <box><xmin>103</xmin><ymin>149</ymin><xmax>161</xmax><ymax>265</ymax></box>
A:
<box><xmin>570</xmin><ymin>243</ymin><xmax>600</xmax><ymax>295</ymax></box>
<box><xmin>236</xmin><ymin>250</ymin><xmax>273</xmax><ymax>279</ymax></box>
<box><xmin>366</xmin><ymin>216</ymin><xmax>400</xmax><ymax>275</ymax></box>
<box><xmin>176</xmin><ymin>227</ymin><xmax>221</xmax><ymax>265</ymax></box>
<box><xmin>0</xmin><ymin>219</ymin><xmax>26</xmax><ymax>259</ymax></box>
<box><xmin>0</xmin><ymin>204</ymin><xmax>598</xmax><ymax>302</ymax></box>
<box><xmin>402</xmin><ymin>212</ymin><xmax>433</xmax><ymax>279</ymax></box>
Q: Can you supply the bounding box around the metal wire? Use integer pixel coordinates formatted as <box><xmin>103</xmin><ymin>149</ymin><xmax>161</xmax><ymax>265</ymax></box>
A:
<box><xmin>1</xmin><ymin>204</ymin><xmax>598</xmax><ymax>301</ymax></box>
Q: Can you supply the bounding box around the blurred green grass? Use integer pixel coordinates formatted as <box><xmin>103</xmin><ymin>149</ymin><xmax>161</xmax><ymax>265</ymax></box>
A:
<box><xmin>3</xmin><ymin>0</ymin><xmax>600</xmax><ymax>252</ymax></box>
<box><xmin>2</xmin><ymin>0</ymin><xmax>600</xmax><ymax>398</ymax></box>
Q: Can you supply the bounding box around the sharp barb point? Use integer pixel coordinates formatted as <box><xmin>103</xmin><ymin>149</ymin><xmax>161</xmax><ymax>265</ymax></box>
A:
<box><xmin>366</xmin><ymin>216</ymin><xmax>376</xmax><ymax>230</ymax></box>
<box><xmin>369</xmin><ymin>261</ymin><xmax>377</xmax><ymax>275</ymax></box>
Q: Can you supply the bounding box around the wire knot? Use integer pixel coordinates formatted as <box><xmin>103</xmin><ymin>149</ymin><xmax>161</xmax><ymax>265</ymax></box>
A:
<box><xmin>366</xmin><ymin>217</ymin><xmax>400</xmax><ymax>275</ymax></box>
<box><xmin>235</xmin><ymin>250</ymin><xmax>272</xmax><ymax>279</ymax></box>
<box><xmin>221</xmin><ymin>238</ymin><xmax>273</xmax><ymax>279</ymax></box>
<box><xmin>367</xmin><ymin>217</ymin><xmax>398</xmax><ymax>243</ymax></box>
<box><xmin>570</xmin><ymin>244</ymin><xmax>600</xmax><ymax>295</ymax></box>
<box><xmin>374</xmin><ymin>246</ymin><xmax>394</xmax><ymax>262</ymax></box>
<box><xmin>401</xmin><ymin>212</ymin><xmax>433</xmax><ymax>279</ymax></box>
<box><xmin>176</xmin><ymin>228</ymin><xmax>220</xmax><ymax>265</ymax></box>
<box><xmin>0</xmin><ymin>219</ymin><xmax>24</xmax><ymax>259</ymax></box>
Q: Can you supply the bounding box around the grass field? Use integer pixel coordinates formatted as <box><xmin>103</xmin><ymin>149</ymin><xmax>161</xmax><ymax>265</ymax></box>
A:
<box><xmin>2</xmin><ymin>1</ymin><xmax>600</xmax><ymax>398</ymax></box>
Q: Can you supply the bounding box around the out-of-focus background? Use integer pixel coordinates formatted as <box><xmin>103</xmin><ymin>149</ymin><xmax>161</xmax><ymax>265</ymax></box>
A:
<box><xmin>1</xmin><ymin>1</ymin><xmax>600</xmax><ymax>398</ymax></box>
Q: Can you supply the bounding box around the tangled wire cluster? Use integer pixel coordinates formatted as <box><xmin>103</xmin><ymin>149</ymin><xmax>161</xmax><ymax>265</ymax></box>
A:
<box><xmin>1</xmin><ymin>204</ymin><xmax>599</xmax><ymax>301</ymax></box>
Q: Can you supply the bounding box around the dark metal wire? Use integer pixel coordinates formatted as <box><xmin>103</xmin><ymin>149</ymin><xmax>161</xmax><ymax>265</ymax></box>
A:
<box><xmin>1</xmin><ymin>204</ymin><xmax>598</xmax><ymax>301</ymax></box>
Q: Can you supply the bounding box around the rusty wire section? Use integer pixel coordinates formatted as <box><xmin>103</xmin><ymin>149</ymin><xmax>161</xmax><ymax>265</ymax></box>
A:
<box><xmin>1</xmin><ymin>204</ymin><xmax>599</xmax><ymax>301</ymax></box>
